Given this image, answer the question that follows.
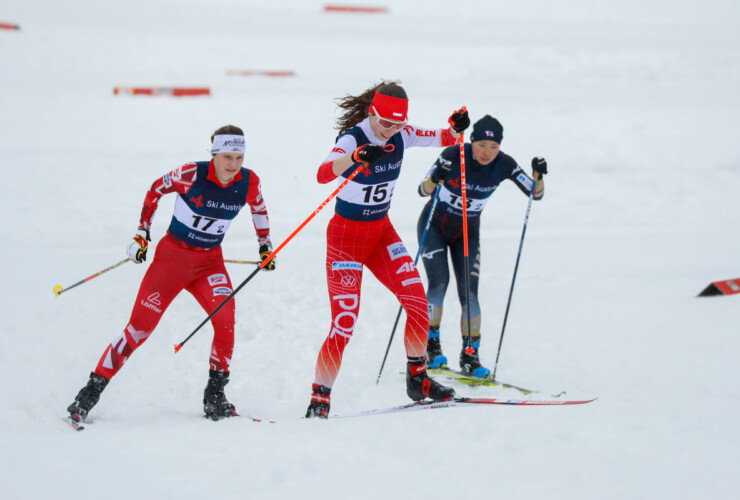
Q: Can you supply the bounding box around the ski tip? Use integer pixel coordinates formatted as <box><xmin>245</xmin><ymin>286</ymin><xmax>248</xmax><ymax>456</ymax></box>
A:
<box><xmin>174</xmin><ymin>344</ymin><xmax>182</xmax><ymax>353</ymax></box>
<box><xmin>65</xmin><ymin>415</ymin><xmax>85</xmax><ymax>431</ymax></box>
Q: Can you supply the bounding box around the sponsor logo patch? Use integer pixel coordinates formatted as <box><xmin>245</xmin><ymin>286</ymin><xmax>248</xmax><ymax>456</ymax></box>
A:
<box><xmin>401</xmin><ymin>277</ymin><xmax>423</xmax><ymax>287</ymax></box>
<box><xmin>332</xmin><ymin>261</ymin><xmax>363</xmax><ymax>271</ymax></box>
<box><xmin>396</xmin><ymin>262</ymin><xmax>415</xmax><ymax>274</ymax></box>
<box><xmin>341</xmin><ymin>275</ymin><xmax>357</xmax><ymax>288</ymax></box>
<box><xmin>213</xmin><ymin>287</ymin><xmax>232</xmax><ymax>296</ymax></box>
<box><xmin>141</xmin><ymin>292</ymin><xmax>163</xmax><ymax>313</ymax></box>
<box><xmin>387</xmin><ymin>242</ymin><xmax>409</xmax><ymax>261</ymax></box>
<box><xmin>208</xmin><ymin>274</ymin><xmax>228</xmax><ymax>286</ymax></box>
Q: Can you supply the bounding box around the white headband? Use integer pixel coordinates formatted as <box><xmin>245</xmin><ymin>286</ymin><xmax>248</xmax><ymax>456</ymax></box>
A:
<box><xmin>211</xmin><ymin>134</ymin><xmax>246</xmax><ymax>155</ymax></box>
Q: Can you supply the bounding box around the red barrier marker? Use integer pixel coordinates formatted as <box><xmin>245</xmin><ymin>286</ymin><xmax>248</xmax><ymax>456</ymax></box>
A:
<box><xmin>323</xmin><ymin>5</ymin><xmax>388</xmax><ymax>13</ymax></box>
<box><xmin>113</xmin><ymin>87</ymin><xmax>210</xmax><ymax>97</ymax></box>
<box><xmin>698</xmin><ymin>278</ymin><xmax>740</xmax><ymax>297</ymax></box>
<box><xmin>226</xmin><ymin>70</ymin><xmax>295</xmax><ymax>77</ymax></box>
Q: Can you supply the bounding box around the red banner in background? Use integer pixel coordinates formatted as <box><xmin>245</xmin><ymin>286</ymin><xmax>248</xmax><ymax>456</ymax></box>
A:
<box><xmin>113</xmin><ymin>87</ymin><xmax>210</xmax><ymax>97</ymax></box>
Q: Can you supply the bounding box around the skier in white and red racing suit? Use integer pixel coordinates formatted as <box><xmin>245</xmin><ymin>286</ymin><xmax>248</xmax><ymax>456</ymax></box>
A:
<box><xmin>67</xmin><ymin>125</ymin><xmax>273</xmax><ymax>422</ymax></box>
<box><xmin>305</xmin><ymin>81</ymin><xmax>471</xmax><ymax>418</ymax></box>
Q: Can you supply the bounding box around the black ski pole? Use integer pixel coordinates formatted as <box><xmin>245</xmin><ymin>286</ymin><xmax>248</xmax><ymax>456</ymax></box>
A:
<box><xmin>376</xmin><ymin>186</ymin><xmax>440</xmax><ymax>383</ymax></box>
<box><xmin>491</xmin><ymin>172</ymin><xmax>539</xmax><ymax>380</ymax></box>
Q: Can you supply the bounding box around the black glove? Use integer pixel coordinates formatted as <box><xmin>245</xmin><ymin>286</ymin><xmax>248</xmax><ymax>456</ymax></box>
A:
<box><xmin>351</xmin><ymin>143</ymin><xmax>385</xmax><ymax>164</ymax></box>
<box><xmin>448</xmin><ymin>107</ymin><xmax>470</xmax><ymax>133</ymax></box>
<box><xmin>259</xmin><ymin>243</ymin><xmax>275</xmax><ymax>271</ymax></box>
<box><xmin>531</xmin><ymin>157</ymin><xmax>548</xmax><ymax>177</ymax></box>
<box><xmin>430</xmin><ymin>157</ymin><xmax>452</xmax><ymax>183</ymax></box>
<box><xmin>126</xmin><ymin>229</ymin><xmax>150</xmax><ymax>264</ymax></box>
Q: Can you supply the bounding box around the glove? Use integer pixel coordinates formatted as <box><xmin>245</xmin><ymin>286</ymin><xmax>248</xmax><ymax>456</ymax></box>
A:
<box><xmin>531</xmin><ymin>157</ymin><xmax>548</xmax><ymax>177</ymax></box>
<box><xmin>126</xmin><ymin>229</ymin><xmax>150</xmax><ymax>264</ymax></box>
<box><xmin>448</xmin><ymin>107</ymin><xmax>470</xmax><ymax>133</ymax></box>
<box><xmin>430</xmin><ymin>157</ymin><xmax>452</xmax><ymax>183</ymax></box>
<box><xmin>351</xmin><ymin>143</ymin><xmax>385</xmax><ymax>164</ymax></box>
<box><xmin>259</xmin><ymin>242</ymin><xmax>275</xmax><ymax>271</ymax></box>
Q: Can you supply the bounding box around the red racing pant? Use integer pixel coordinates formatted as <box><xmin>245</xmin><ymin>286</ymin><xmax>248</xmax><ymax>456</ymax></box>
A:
<box><xmin>93</xmin><ymin>233</ymin><xmax>235</xmax><ymax>380</ymax></box>
<box><xmin>313</xmin><ymin>215</ymin><xmax>428</xmax><ymax>388</ymax></box>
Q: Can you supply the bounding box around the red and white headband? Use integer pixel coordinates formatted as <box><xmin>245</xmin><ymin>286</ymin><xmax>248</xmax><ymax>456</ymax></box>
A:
<box><xmin>370</xmin><ymin>92</ymin><xmax>408</xmax><ymax>122</ymax></box>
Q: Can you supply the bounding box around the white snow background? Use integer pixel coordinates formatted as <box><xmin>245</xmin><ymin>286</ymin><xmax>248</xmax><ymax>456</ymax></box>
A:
<box><xmin>1</xmin><ymin>0</ymin><xmax>739</xmax><ymax>498</ymax></box>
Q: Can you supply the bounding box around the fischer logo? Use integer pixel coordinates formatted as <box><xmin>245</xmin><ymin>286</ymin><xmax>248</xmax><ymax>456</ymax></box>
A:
<box><xmin>387</xmin><ymin>242</ymin><xmax>409</xmax><ymax>261</ymax></box>
<box><xmin>141</xmin><ymin>292</ymin><xmax>162</xmax><ymax>313</ymax></box>
<box><xmin>330</xmin><ymin>294</ymin><xmax>358</xmax><ymax>340</ymax></box>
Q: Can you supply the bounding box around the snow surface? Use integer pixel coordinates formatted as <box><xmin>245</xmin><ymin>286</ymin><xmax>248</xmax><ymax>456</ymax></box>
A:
<box><xmin>1</xmin><ymin>0</ymin><xmax>739</xmax><ymax>498</ymax></box>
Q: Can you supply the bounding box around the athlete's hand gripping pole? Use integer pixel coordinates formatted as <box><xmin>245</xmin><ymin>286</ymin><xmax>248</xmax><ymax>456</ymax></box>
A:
<box><xmin>174</xmin><ymin>146</ymin><xmax>395</xmax><ymax>353</ymax></box>
<box><xmin>53</xmin><ymin>258</ymin><xmax>129</xmax><ymax>297</ymax></box>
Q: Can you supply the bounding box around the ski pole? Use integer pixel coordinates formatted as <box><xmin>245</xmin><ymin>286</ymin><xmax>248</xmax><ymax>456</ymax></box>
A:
<box><xmin>491</xmin><ymin>171</ymin><xmax>539</xmax><ymax>380</ymax></box>
<box><xmin>224</xmin><ymin>259</ymin><xmax>260</xmax><ymax>265</ymax></box>
<box><xmin>376</xmin><ymin>186</ymin><xmax>440</xmax><ymax>384</ymax></box>
<box><xmin>53</xmin><ymin>258</ymin><xmax>129</xmax><ymax>296</ymax></box>
<box><xmin>458</xmin><ymin>125</ymin><xmax>475</xmax><ymax>356</ymax></box>
<box><xmin>174</xmin><ymin>150</ymin><xmax>393</xmax><ymax>353</ymax></box>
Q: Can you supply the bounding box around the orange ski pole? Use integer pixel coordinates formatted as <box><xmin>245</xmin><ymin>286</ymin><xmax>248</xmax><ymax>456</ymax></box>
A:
<box><xmin>174</xmin><ymin>151</ymin><xmax>391</xmax><ymax>353</ymax></box>
<box><xmin>457</xmin><ymin>113</ymin><xmax>475</xmax><ymax>356</ymax></box>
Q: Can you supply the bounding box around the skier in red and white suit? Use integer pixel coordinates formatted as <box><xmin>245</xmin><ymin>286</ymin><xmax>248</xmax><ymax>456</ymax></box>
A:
<box><xmin>305</xmin><ymin>81</ymin><xmax>471</xmax><ymax>418</ymax></box>
<box><xmin>67</xmin><ymin>125</ymin><xmax>274</xmax><ymax>422</ymax></box>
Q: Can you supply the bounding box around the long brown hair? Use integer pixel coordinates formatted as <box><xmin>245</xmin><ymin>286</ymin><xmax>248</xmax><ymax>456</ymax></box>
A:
<box><xmin>335</xmin><ymin>80</ymin><xmax>407</xmax><ymax>134</ymax></box>
<box><xmin>211</xmin><ymin>125</ymin><xmax>244</xmax><ymax>143</ymax></box>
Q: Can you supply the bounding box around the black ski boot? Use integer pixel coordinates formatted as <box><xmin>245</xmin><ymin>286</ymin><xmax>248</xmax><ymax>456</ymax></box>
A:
<box><xmin>426</xmin><ymin>326</ymin><xmax>448</xmax><ymax>368</ymax></box>
<box><xmin>406</xmin><ymin>359</ymin><xmax>455</xmax><ymax>401</ymax></box>
<box><xmin>460</xmin><ymin>338</ymin><xmax>491</xmax><ymax>378</ymax></box>
<box><xmin>203</xmin><ymin>370</ymin><xmax>237</xmax><ymax>420</ymax></box>
<box><xmin>67</xmin><ymin>372</ymin><xmax>109</xmax><ymax>421</ymax></box>
<box><xmin>305</xmin><ymin>384</ymin><xmax>331</xmax><ymax>419</ymax></box>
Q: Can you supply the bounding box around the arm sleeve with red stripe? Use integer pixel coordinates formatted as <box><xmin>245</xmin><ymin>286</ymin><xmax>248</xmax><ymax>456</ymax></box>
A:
<box><xmin>245</xmin><ymin>170</ymin><xmax>271</xmax><ymax>244</ymax></box>
<box><xmin>138</xmin><ymin>163</ymin><xmax>199</xmax><ymax>230</ymax></box>
<box><xmin>317</xmin><ymin>135</ymin><xmax>359</xmax><ymax>184</ymax></box>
